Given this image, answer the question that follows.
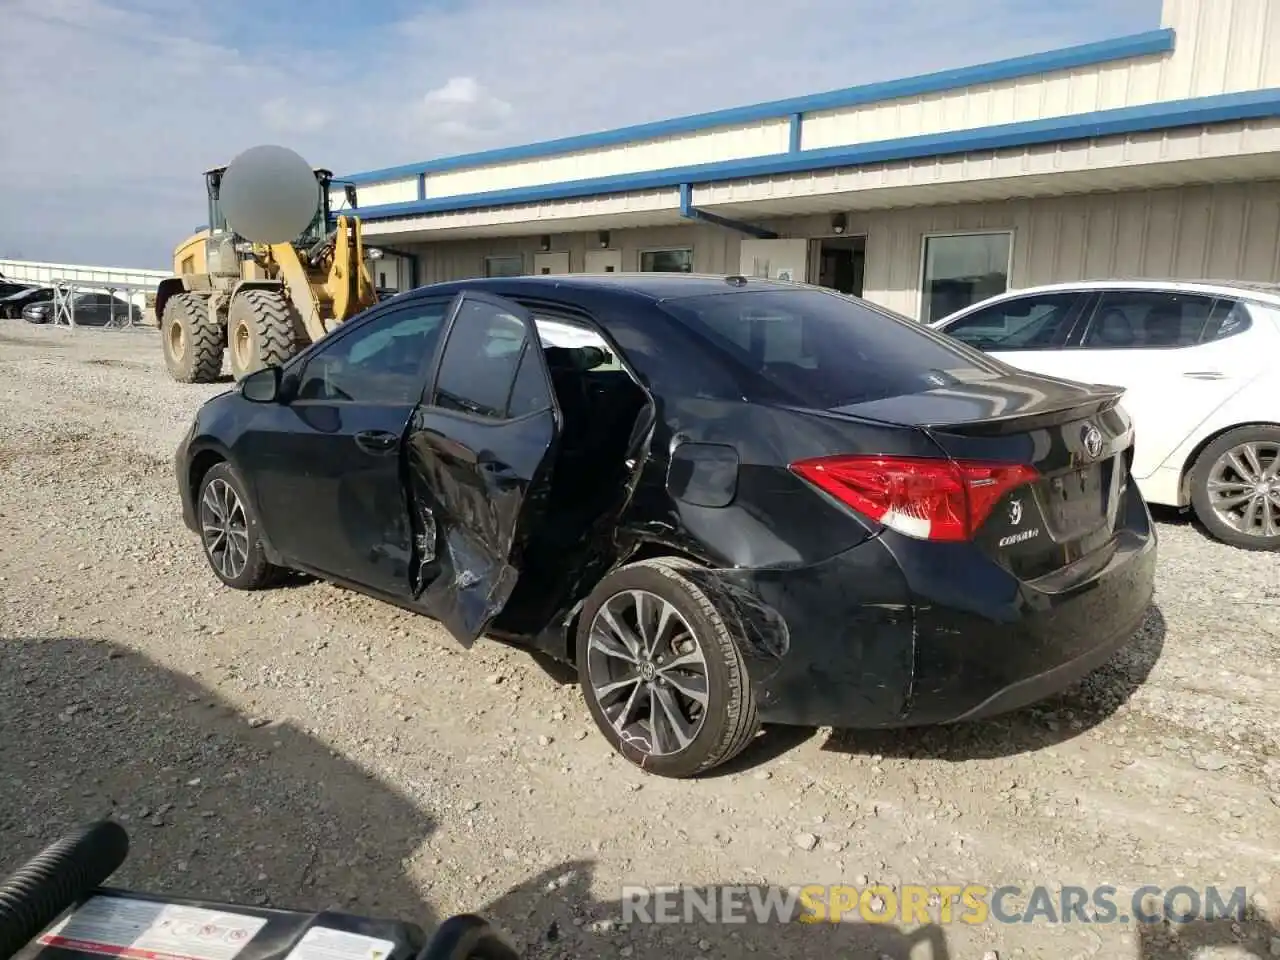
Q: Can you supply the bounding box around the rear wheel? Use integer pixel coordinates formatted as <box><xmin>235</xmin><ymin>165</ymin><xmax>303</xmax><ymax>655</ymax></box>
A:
<box><xmin>161</xmin><ymin>293</ymin><xmax>223</xmax><ymax>383</ymax></box>
<box><xmin>1188</xmin><ymin>425</ymin><xmax>1280</xmax><ymax>551</ymax></box>
<box><xmin>227</xmin><ymin>288</ymin><xmax>305</xmax><ymax>382</ymax></box>
<box><xmin>576</xmin><ymin>558</ymin><xmax>759</xmax><ymax>778</ymax></box>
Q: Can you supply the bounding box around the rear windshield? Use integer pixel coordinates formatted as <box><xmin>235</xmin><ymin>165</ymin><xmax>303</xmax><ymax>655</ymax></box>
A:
<box><xmin>659</xmin><ymin>288</ymin><xmax>1004</xmax><ymax>408</ymax></box>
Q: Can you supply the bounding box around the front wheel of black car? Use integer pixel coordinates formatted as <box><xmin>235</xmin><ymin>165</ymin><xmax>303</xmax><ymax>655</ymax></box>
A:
<box><xmin>196</xmin><ymin>462</ymin><xmax>281</xmax><ymax>590</ymax></box>
<box><xmin>576</xmin><ymin>558</ymin><xmax>760</xmax><ymax>778</ymax></box>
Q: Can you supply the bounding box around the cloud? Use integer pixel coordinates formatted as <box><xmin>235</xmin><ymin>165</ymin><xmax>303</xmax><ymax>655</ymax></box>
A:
<box><xmin>413</xmin><ymin>76</ymin><xmax>513</xmax><ymax>141</ymax></box>
<box><xmin>261</xmin><ymin>98</ymin><xmax>331</xmax><ymax>135</ymax></box>
<box><xmin>0</xmin><ymin>0</ymin><xmax>1161</xmax><ymax>267</ymax></box>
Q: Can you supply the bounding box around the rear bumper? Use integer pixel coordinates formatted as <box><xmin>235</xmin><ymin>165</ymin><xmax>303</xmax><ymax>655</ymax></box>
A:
<box><xmin>945</xmin><ymin>600</ymin><xmax>1145</xmax><ymax>723</ymax></box>
<box><xmin>727</xmin><ymin>489</ymin><xmax>1157</xmax><ymax>729</ymax></box>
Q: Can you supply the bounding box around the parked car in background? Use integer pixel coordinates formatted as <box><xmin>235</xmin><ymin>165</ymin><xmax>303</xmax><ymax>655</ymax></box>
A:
<box><xmin>176</xmin><ymin>275</ymin><xmax>1155</xmax><ymax>777</ymax></box>
<box><xmin>0</xmin><ymin>285</ymin><xmax>50</xmax><ymax>319</ymax></box>
<box><xmin>23</xmin><ymin>291</ymin><xmax>140</xmax><ymax>326</ymax></box>
<box><xmin>0</xmin><ymin>280</ymin><xmax>34</xmax><ymax>300</ymax></box>
<box><xmin>933</xmin><ymin>279</ymin><xmax>1280</xmax><ymax>551</ymax></box>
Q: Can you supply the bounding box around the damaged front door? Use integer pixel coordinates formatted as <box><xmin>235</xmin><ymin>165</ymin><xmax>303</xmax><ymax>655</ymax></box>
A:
<box><xmin>406</xmin><ymin>290</ymin><xmax>560</xmax><ymax>646</ymax></box>
<box><xmin>245</xmin><ymin>296</ymin><xmax>454</xmax><ymax>593</ymax></box>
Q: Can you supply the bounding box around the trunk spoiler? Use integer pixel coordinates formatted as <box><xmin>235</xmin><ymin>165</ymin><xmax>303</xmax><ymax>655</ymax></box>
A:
<box><xmin>818</xmin><ymin>378</ymin><xmax>1127</xmax><ymax>438</ymax></box>
<box><xmin>919</xmin><ymin>386</ymin><xmax>1125</xmax><ymax>437</ymax></box>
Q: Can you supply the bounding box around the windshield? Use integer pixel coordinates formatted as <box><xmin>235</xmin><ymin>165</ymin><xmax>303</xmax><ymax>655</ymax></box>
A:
<box><xmin>659</xmin><ymin>288</ymin><xmax>1006</xmax><ymax>409</ymax></box>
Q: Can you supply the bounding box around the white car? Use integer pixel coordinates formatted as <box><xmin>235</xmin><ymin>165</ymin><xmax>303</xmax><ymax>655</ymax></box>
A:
<box><xmin>933</xmin><ymin>279</ymin><xmax>1280</xmax><ymax>551</ymax></box>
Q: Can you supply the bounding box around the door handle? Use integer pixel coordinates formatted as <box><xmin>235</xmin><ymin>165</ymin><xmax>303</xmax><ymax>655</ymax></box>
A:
<box><xmin>1182</xmin><ymin>371</ymin><xmax>1226</xmax><ymax>380</ymax></box>
<box><xmin>354</xmin><ymin>430</ymin><xmax>399</xmax><ymax>454</ymax></box>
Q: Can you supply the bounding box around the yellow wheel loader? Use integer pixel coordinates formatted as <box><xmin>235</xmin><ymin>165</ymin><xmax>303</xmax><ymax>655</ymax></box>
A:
<box><xmin>156</xmin><ymin>163</ymin><xmax>380</xmax><ymax>383</ymax></box>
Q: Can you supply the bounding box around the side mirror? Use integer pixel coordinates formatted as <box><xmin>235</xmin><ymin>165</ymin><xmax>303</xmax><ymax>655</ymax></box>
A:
<box><xmin>241</xmin><ymin>365</ymin><xmax>282</xmax><ymax>403</ymax></box>
<box><xmin>344</xmin><ymin>183</ymin><xmax>358</xmax><ymax>209</ymax></box>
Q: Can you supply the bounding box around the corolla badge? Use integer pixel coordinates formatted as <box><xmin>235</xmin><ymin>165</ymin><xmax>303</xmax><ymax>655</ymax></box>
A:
<box><xmin>1081</xmin><ymin>423</ymin><xmax>1104</xmax><ymax>459</ymax></box>
<box><xmin>998</xmin><ymin>497</ymin><xmax>1039</xmax><ymax>547</ymax></box>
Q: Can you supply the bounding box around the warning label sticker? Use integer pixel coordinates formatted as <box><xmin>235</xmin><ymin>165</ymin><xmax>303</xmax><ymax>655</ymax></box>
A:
<box><xmin>38</xmin><ymin>896</ymin><xmax>267</xmax><ymax>960</ymax></box>
<box><xmin>282</xmin><ymin>928</ymin><xmax>396</xmax><ymax>960</ymax></box>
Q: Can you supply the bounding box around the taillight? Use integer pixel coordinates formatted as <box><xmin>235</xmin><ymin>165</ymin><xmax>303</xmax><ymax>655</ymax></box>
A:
<box><xmin>789</xmin><ymin>455</ymin><xmax>1038</xmax><ymax>542</ymax></box>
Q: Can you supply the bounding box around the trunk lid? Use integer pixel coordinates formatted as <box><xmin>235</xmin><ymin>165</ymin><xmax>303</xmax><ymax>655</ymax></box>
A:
<box><xmin>828</xmin><ymin>371</ymin><xmax>1134</xmax><ymax>579</ymax></box>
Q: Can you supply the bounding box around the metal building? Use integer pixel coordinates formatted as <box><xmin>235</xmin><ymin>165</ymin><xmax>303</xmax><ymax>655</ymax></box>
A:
<box><xmin>335</xmin><ymin>0</ymin><xmax>1280</xmax><ymax>321</ymax></box>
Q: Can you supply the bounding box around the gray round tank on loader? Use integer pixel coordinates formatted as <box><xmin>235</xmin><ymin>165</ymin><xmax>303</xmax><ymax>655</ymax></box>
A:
<box><xmin>156</xmin><ymin>144</ymin><xmax>380</xmax><ymax>384</ymax></box>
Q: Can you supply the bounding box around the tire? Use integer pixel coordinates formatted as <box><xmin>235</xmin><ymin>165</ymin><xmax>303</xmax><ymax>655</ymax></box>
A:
<box><xmin>227</xmin><ymin>288</ymin><xmax>305</xmax><ymax>382</ymax></box>
<box><xmin>195</xmin><ymin>461</ymin><xmax>283</xmax><ymax>589</ymax></box>
<box><xmin>576</xmin><ymin>557</ymin><xmax>760</xmax><ymax>778</ymax></box>
<box><xmin>161</xmin><ymin>293</ymin><xmax>223</xmax><ymax>383</ymax></box>
<box><xmin>1188</xmin><ymin>424</ymin><xmax>1280</xmax><ymax>551</ymax></box>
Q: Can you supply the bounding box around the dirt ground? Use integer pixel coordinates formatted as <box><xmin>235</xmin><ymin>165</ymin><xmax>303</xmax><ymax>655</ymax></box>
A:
<box><xmin>2</xmin><ymin>321</ymin><xmax>1279</xmax><ymax>960</ymax></box>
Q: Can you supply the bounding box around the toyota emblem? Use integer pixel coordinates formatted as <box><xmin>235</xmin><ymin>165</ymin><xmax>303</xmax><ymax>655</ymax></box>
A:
<box><xmin>1082</xmin><ymin>423</ymin><xmax>1104</xmax><ymax>459</ymax></box>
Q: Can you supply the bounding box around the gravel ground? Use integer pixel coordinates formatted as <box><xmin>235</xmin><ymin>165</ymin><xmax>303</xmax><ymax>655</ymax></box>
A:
<box><xmin>2</xmin><ymin>321</ymin><xmax>1279</xmax><ymax>960</ymax></box>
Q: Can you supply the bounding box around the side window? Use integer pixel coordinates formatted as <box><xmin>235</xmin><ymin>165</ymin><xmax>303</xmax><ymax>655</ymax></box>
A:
<box><xmin>532</xmin><ymin>314</ymin><xmax>623</xmax><ymax>371</ymax></box>
<box><xmin>296</xmin><ymin>300</ymin><xmax>448</xmax><ymax>404</ymax></box>
<box><xmin>432</xmin><ymin>298</ymin><xmax>530</xmax><ymax>418</ymax></box>
<box><xmin>1201</xmin><ymin>298</ymin><xmax>1253</xmax><ymax>343</ymax></box>
<box><xmin>941</xmin><ymin>294</ymin><xmax>1081</xmax><ymax>350</ymax></box>
<box><xmin>506</xmin><ymin>344</ymin><xmax>554</xmax><ymax>418</ymax></box>
<box><xmin>1079</xmin><ymin>291</ymin><xmax>1216</xmax><ymax>349</ymax></box>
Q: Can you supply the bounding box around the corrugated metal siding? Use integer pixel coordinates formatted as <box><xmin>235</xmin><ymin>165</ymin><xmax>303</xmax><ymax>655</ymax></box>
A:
<box><xmin>1163</xmin><ymin>0</ymin><xmax>1280</xmax><ymax>97</ymax></box>
<box><xmin>760</xmin><ymin>180</ymin><xmax>1280</xmax><ymax>317</ymax></box>
<box><xmin>361</xmin><ymin>189</ymin><xmax>683</xmax><ymax>241</ymax></box>
<box><xmin>424</xmin><ymin>120</ymin><xmax>790</xmax><ymax>199</ymax></box>
<box><xmin>337</xmin><ymin>178</ymin><xmax>418</xmax><ymax>208</ymax></box>
<box><xmin>405</xmin><ymin>223</ymin><xmax>732</xmax><ymax>284</ymax></box>
<box><xmin>802</xmin><ymin>0</ymin><xmax>1277</xmax><ymax>152</ymax></box>
<box><xmin>696</xmin><ymin>119</ymin><xmax>1280</xmax><ymax>214</ymax></box>
<box><xmin>398</xmin><ymin>181</ymin><xmax>1280</xmax><ymax>321</ymax></box>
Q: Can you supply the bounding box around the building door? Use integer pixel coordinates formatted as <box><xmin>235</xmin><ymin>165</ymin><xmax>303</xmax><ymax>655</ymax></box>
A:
<box><xmin>369</xmin><ymin>254</ymin><xmax>409</xmax><ymax>292</ymax></box>
<box><xmin>739</xmin><ymin>238</ymin><xmax>808</xmax><ymax>281</ymax></box>
<box><xmin>533</xmin><ymin>252</ymin><xmax>570</xmax><ymax>275</ymax></box>
<box><xmin>584</xmin><ymin>249</ymin><xmax>622</xmax><ymax>273</ymax></box>
<box><xmin>813</xmin><ymin>237</ymin><xmax>865</xmax><ymax>296</ymax></box>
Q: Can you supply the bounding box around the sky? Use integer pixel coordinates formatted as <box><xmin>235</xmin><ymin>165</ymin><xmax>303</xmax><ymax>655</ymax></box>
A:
<box><xmin>0</xmin><ymin>0</ymin><xmax>1162</xmax><ymax>269</ymax></box>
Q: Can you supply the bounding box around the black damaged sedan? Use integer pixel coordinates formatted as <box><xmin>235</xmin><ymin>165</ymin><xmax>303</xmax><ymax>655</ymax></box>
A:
<box><xmin>176</xmin><ymin>275</ymin><xmax>1156</xmax><ymax>778</ymax></box>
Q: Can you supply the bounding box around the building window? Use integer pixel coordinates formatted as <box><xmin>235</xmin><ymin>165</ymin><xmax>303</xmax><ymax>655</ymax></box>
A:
<box><xmin>919</xmin><ymin>232</ymin><xmax>1012</xmax><ymax>324</ymax></box>
<box><xmin>640</xmin><ymin>249</ymin><xmax>693</xmax><ymax>273</ymax></box>
<box><xmin>484</xmin><ymin>255</ymin><xmax>524</xmax><ymax>278</ymax></box>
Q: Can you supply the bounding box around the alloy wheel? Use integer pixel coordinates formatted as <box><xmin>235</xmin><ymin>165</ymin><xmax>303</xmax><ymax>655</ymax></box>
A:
<box><xmin>1206</xmin><ymin>440</ymin><xmax>1280</xmax><ymax>539</ymax></box>
<box><xmin>200</xmin><ymin>478</ymin><xmax>250</xmax><ymax>580</ymax></box>
<box><xmin>585</xmin><ymin>589</ymin><xmax>709</xmax><ymax>758</ymax></box>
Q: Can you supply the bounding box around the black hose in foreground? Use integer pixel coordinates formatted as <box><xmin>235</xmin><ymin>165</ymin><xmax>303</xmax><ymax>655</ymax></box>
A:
<box><xmin>0</xmin><ymin>820</ymin><xmax>130</xmax><ymax>960</ymax></box>
<box><xmin>417</xmin><ymin>914</ymin><xmax>521</xmax><ymax>960</ymax></box>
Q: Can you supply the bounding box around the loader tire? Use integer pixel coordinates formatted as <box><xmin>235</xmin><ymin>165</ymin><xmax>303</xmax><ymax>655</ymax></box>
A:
<box><xmin>161</xmin><ymin>293</ymin><xmax>223</xmax><ymax>384</ymax></box>
<box><xmin>227</xmin><ymin>288</ymin><xmax>305</xmax><ymax>382</ymax></box>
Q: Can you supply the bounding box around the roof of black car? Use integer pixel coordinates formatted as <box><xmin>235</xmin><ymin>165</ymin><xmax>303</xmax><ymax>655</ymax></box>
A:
<box><xmin>422</xmin><ymin>273</ymin><xmax>801</xmax><ymax>301</ymax></box>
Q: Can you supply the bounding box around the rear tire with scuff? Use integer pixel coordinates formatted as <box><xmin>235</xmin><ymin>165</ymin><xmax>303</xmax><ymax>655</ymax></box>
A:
<box><xmin>227</xmin><ymin>288</ymin><xmax>305</xmax><ymax>382</ymax></box>
<box><xmin>576</xmin><ymin>557</ymin><xmax>759</xmax><ymax>778</ymax></box>
<box><xmin>161</xmin><ymin>293</ymin><xmax>223</xmax><ymax>383</ymax></box>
